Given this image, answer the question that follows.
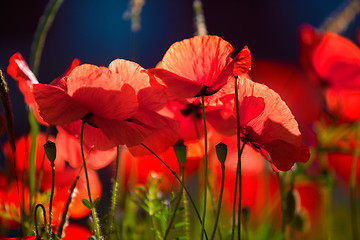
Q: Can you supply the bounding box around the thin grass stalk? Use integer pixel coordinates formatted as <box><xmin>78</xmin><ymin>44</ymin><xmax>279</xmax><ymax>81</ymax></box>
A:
<box><xmin>350</xmin><ymin>122</ymin><xmax>360</xmax><ymax>240</ymax></box>
<box><xmin>29</xmin><ymin>0</ymin><xmax>64</xmax><ymax>76</ymax></box>
<box><xmin>0</xmin><ymin>70</ymin><xmax>24</xmax><ymax>224</ymax></box>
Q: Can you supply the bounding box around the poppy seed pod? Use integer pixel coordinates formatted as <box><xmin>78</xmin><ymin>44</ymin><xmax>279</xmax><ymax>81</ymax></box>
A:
<box><xmin>173</xmin><ymin>139</ymin><xmax>187</xmax><ymax>165</ymax></box>
<box><xmin>44</xmin><ymin>140</ymin><xmax>56</xmax><ymax>165</ymax></box>
<box><xmin>216</xmin><ymin>142</ymin><xmax>227</xmax><ymax>165</ymax></box>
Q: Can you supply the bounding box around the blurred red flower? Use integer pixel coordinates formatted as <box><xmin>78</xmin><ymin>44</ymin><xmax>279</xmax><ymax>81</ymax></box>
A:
<box><xmin>33</xmin><ymin>59</ymin><xmax>179</xmax><ymax>151</ymax></box>
<box><xmin>207</xmin><ymin>76</ymin><xmax>309</xmax><ymax>171</ymax></box>
<box><xmin>61</xmin><ymin>223</ymin><xmax>92</xmax><ymax>240</ymax></box>
<box><xmin>249</xmin><ymin>60</ymin><xmax>324</xmax><ymax>146</ymax></box>
<box><xmin>148</xmin><ymin>35</ymin><xmax>251</xmax><ymax>99</ymax></box>
<box><xmin>299</xmin><ymin>24</ymin><xmax>360</xmax><ymax>122</ymax></box>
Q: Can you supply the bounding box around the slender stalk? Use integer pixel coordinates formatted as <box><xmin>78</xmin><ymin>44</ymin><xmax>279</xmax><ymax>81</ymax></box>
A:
<box><xmin>35</xmin><ymin>204</ymin><xmax>48</xmax><ymax>239</ymax></box>
<box><xmin>108</xmin><ymin>146</ymin><xmax>121</xmax><ymax>236</ymax></box>
<box><xmin>276</xmin><ymin>172</ymin><xmax>286</xmax><ymax>240</ymax></box>
<box><xmin>350</xmin><ymin>122</ymin><xmax>360</xmax><ymax>240</ymax></box>
<box><xmin>200</xmin><ymin>94</ymin><xmax>209</xmax><ymax>240</ymax></box>
<box><xmin>182</xmin><ymin>182</ymin><xmax>190</xmax><ymax>240</ymax></box>
<box><xmin>210</xmin><ymin>162</ymin><xmax>226</xmax><ymax>240</ymax></box>
<box><xmin>48</xmin><ymin>157</ymin><xmax>56</xmax><ymax>239</ymax></box>
<box><xmin>233</xmin><ymin>75</ymin><xmax>247</xmax><ymax>240</ymax></box>
<box><xmin>0</xmin><ymin>70</ymin><xmax>24</xmax><ymax>224</ymax></box>
<box><xmin>141</xmin><ymin>143</ymin><xmax>209</xmax><ymax>240</ymax></box>
<box><xmin>29</xmin><ymin>0</ymin><xmax>64</xmax><ymax>75</ymax></box>
<box><xmin>80</xmin><ymin>120</ymin><xmax>102</xmax><ymax>239</ymax></box>
<box><xmin>164</xmin><ymin>163</ymin><xmax>185</xmax><ymax>239</ymax></box>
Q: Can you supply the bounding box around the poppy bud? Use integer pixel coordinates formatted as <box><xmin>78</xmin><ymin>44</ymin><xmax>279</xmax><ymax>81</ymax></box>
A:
<box><xmin>291</xmin><ymin>211</ymin><xmax>309</xmax><ymax>232</ymax></box>
<box><xmin>285</xmin><ymin>189</ymin><xmax>300</xmax><ymax>222</ymax></box>
<box><xmin>44</xmin><ymin>140</ymin><xmax>56</xmax><ymax>165</ymax></box>
<box><xmin>173</xmin><ymin>140</ymin><xmax>187</xmax><ymax>165</ymax></box>
<box><xmin>242</xmin><ymin>206</ymin><xmax>251</xmax><ymax>223</ymax></box>
<box><xmin>216</xmin><ymin>142</ymin><xmax>227</xmax><ymax>165</ymax></box>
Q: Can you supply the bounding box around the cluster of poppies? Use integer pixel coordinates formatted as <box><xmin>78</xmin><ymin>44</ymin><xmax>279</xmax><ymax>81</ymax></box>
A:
<box><xmin>1</xmin><ymin>25</ymin><xmax>360</xmax><ymax>238</ymax></box>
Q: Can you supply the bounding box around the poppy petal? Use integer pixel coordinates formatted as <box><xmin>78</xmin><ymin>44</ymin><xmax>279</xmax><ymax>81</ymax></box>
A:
<box><xmin>32</xmin><ymin>84</ymin><xmax>88</xmax><ymax>125</ymax></box>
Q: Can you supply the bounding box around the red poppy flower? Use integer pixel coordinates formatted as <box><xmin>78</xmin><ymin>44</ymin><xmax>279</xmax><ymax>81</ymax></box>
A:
<box><xmin>325</xmin><ymin>88</ymin><xmax>360</xmax><ymax>122</ymax></box>
<box><xmin>33</xmin><ymin>59</ymin><xmax>179</xmax><ymax>151</ymax></box>
<box><xmin>299</xmin><ymin>24</ymin><xmax>360</xmax><ymax>90</ymax></box>
<box><xmin>7</xmin><ymin>52</ymin><xmax>79</xmax><ymax>125</ymax></box>
<box><xmin>249</xmin><ymin>60</ymin><xmax>324</xmax><ymax>145</ymax></box>
<box><xmin>207</xmin><ymin>76</ymin><xmax>310</xmax><ymax>171</ymax></box>
<box><xmin>157</xmin><ymin>100</ymin><xmax>204</xmax><ymax>141</ymax></box>
<box><xmin>147</xmin><ymin>35</ymin><xmax>251</xmax><ymax>99</ymax></box>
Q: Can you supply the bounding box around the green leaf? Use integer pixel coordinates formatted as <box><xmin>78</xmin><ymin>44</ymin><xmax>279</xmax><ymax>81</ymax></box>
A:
<box><xmin>93</xmin><ymin>197</ymin><xmax>100</xmax><ymax>207</ymax></box>
<box><xmin>82</xmin><ymin>198</ymin><xmax>92</xmax><ymax>209</ymax></box>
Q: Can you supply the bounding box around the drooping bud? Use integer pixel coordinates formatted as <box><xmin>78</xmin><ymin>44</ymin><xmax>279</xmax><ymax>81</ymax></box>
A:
<box><xmin>44</xmin><ymin>140</ymin><xmax>56</xmax><ymax>165</ymax></box>
<box><xmin>216</xmin><ymin>142</ymin><xmax>227</xmax><ymax>165</ymax></box>
<box><xmin>285</xmin><ymin>189</ymin><xmax>300</xmax><ymax>222</ymax></box>
<box><xmin>173</xmin><ymin>139</ymin><xmax>187</xmax><ymax>165</ymax></box>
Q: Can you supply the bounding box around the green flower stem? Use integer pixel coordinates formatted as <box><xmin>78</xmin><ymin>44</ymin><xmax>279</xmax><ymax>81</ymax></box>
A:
<box><xmin>350</xmin><ymin>122</ymin><xmax>360</xmax><ymax>240</ymax></box>
<box><xmin>80</xmin><ymin>120</ymin><xmax>102</xmax><ymax>239</ymax></box>
<box><xmin>231</xmin><ymin>76</ymin><xmax>247</xmax><ymax>240</ymax></box>
<box><xmin>276</xmin><ymin>172</ymin><xmax>286</xmax><ymax>240</ymax></box>
<box><xmin>108</xmin><ymin>145</ymin><xmax>121</xmax><ymax>236</ymax></box>
<box><xmin>141</xmin><ymin>143</ymin><xmax>208</xmax><ymax>240</ymax></box>
<box><xmin>48</xmin><ymin>157</ymin><xmax>55</xmax><ymax>238</ymax></box>
<box><xmin>164</xmin><ymin>163</ymin><xmax>185</xmax><ymax>240</ymax></box>
<box><xmin>182</xmin><ymin>182</ymin><xmax>190</xmax><ymax>240</ymax></box>
<box><xmin>35</xmin><ymin>204</ymin><xmax>48</xmax><ymax>239</ymax></box>
<box><xmin>231</xmin><ymin>140</ymin><xmax>247</xmax><ymax>240</ymax></box>
<box><xmin>29</xmin><ymin>0</ymin><xmax>64</xmax><ymax>76</ymax></box>
<box><xmin>200</xmin><ymin>94</ymin><xmax>208</xmax><ymax>240</ymax></box>
<box><xmin>210</xmin><ymin>162</ymin><xmax>226</xmax><ymax>240</ymax></box>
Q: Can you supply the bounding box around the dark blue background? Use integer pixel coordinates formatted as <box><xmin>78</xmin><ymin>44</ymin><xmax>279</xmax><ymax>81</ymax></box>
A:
<box><xmin>0</xmin><ymin>0</ymin><xmax>359</xmax><ymax>139</ymax></box>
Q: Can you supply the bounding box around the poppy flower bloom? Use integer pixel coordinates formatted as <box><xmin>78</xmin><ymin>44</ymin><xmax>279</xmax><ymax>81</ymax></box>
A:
<box><xmin>7</xmin><ymin>52</ymin><xmax>79</xmax><ymax>125</ymax></box>
<box><xmin>158</xmin><ymin>100</ymin><xmax>204</xmax><ymax>141</ymax></box>
<box><xmin>299</xmin><ymin>24</ymin><xmax>360</xmax><ymax>90</ymax></box>
<box><xmin>147</xmin><ymin>35</ymin><xmax>251</xmax><ymax>100</ymax></box>
<box><xmin>249</xmin><ymin>60</ymin><xmax>324</xmax><ymax>145</ymax></box>
<box><xmin>298</xmin><ymin>24</ymin><xmax>360</xmax><ymax>122</ymax></box>
<box><xmin>206</xmin><ymin>76</ymin><xmax>310</xmax><ymax>171</ymax></box>
<box><xmin>33</xmin><ymin>59</ymin><xmax>179</xmax><ymax>151</ymax></box>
